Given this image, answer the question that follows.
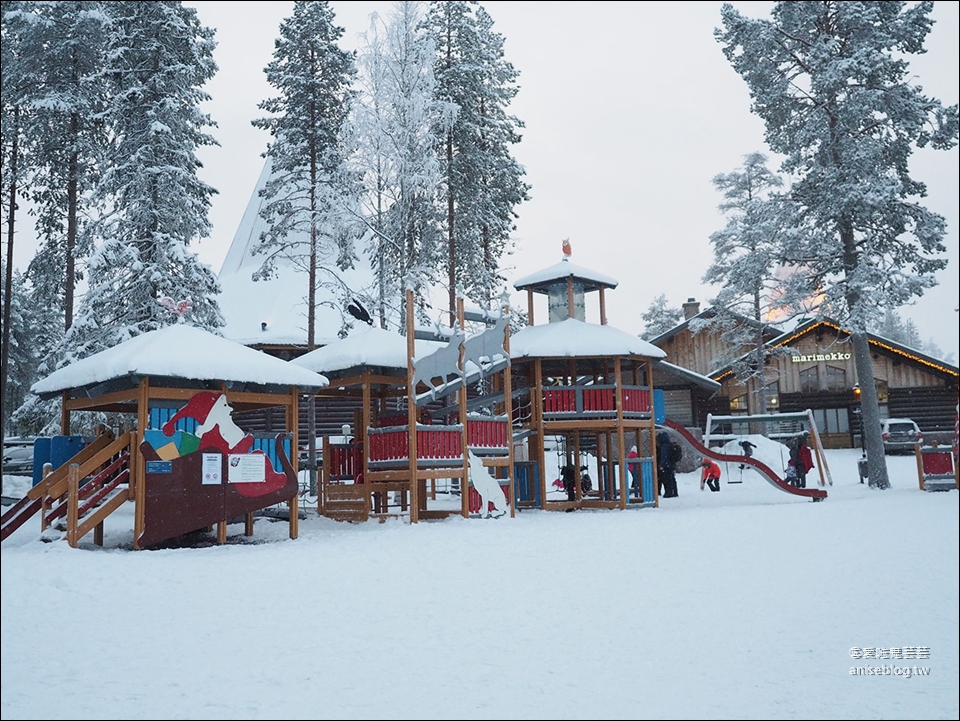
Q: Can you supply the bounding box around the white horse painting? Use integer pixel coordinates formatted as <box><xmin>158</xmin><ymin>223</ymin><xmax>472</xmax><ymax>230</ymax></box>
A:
<box><xmin>467</xmin><ymin>450</ymin><xmax>508</xmax><ymax>518</ymax></box>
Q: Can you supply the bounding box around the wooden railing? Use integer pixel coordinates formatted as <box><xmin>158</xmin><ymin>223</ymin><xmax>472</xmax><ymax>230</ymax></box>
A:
<box><xmin>44</xmin><ymin>431</ymin><xmax>135</xmax><ymax>548</ymax></box>
<box><xmin>0</xmin><ymin>431</ymin><xmax>137</xmax><ymax>548</ymax></box>
<box><xmin>542</xmin><ymin>385</ymin><xmax>651</xmax><ymax>418</ymax></box>
<box><xmin>366</xmin><ymin>416</ymin><xmax>510</xmax><ymax>467</ymax></box>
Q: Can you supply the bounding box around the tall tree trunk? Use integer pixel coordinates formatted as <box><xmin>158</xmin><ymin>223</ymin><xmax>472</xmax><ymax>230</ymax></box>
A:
<box><xmin>307</xmin><ymin>150</ymin><xmax>319</xmax><ymax>496</ymax></box>
<box><xmin>851</xmin><ymin>330</ymin><xmax>889</xmax><ymax>488</ymax></box>
<box><xmin>64</xmin><ymin>112</ymin><xmax>79</xmax><ymax>330</ymax></box>
<box><xmin>753</xmin><ymin>287</ymin><xmax>767</xmax><ymax>420</ymax></box>
<box><xmin>840</xmin><ymin>217</ymin><xmax>890</xmax><ymax>489</ymax></box>
<box><xmin>2</xmin><ymin>107</ymin><xmax>20</xmax><ymax>496</ymax></box>
<box><xmin>446</xmin><ymin>130</ymin><xmax>456</xmax><ymax>326</ymax></box>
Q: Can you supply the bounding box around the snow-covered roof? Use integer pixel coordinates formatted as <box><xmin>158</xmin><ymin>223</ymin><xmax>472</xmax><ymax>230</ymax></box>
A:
<box><xmin>653</xmin><ymin>359</ymin><xmax>722</xmax><ymax>393</ymax></box>
<box><xmin>512</xmin><ymin>257</ymin><xmax>618</xmax><ymax>293</ymax></box>
<box><xmin>511</xmin><ymin>318</ymin><xmax>666</xmax><ymax>359</ymax></box>
<box><xmin>216</xmin><ymin>158</ymin><xmax>376</xmax><ymax>347</ymax></box>
<box><xmin>31</xmin><ymin>324</ymin><xmax>330</xmax><ymax>398</ymax></box>
<box><xmin>291</xmin><ymin>325</ymin><xmax>443</xmax><ymax>376</ymax></box>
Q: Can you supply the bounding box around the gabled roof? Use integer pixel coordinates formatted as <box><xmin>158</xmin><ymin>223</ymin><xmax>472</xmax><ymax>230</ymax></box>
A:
<box><xmin>653</xmin><ymin>360</ymin><xmax>722</xmax><ymax>394</ymax></box>
<box><xmin>710</xmin><ymin>318</ymin><xmax>959</xmax><ymax>381</ymax></box>
<box><xmin>646</xmin><ymin>305</ymin><xmax>780</xmax><ymax>347</ymax></box>
<box><xmin>513</xmin><ymin>257</ymin><xmax>618</xmax><ymax>294</ymax></box>
<box><xmin>31</xmin><ymin>324</ymin><xmax>330</xmax><ymax>400</ymax></box>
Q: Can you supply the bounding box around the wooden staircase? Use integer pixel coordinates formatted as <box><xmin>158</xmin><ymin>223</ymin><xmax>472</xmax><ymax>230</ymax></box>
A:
<box><xmin>1</xmin><ymin>431</ymin><xmax>137</xmax><ymax>547</ymax></box>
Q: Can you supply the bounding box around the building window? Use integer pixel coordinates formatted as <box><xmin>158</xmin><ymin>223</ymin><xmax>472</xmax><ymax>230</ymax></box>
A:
<box><xmin>812</xmin><ymin>407</ymin><xmax>850</xmax><ymax>435</ymax></box>
<box><xmin>875</xmin><ymin>379</ymin><xmax>889</xmax><ymax>404</ymax></box>
<box><xmin>765</xmin><ymin>381</ymin><xmax>780</xmax><ymax>412</ymax></box>
<box><xmin>730</xmin><ymin>394</ymin><xmax>748</xmax><ymax>414</ymax></box>
<box><xmin>799</xmin><ymin>366</ymin><xmax>819</xmax><ymax>393</ymax></box>
<box><xmin>825</xmin><ymin>365</ymin><xmax>847</xmax><ymax>391</ymax></box>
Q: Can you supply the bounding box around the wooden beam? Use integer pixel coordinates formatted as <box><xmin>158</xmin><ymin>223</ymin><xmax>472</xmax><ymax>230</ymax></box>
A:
<box><xmin>406</xmin><ymin>288</ymin><xmax>419</xmax><ymax>524</ymax></box>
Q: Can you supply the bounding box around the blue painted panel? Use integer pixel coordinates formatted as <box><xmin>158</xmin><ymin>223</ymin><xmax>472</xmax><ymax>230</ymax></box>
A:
<box><xmin>513</xmin><ymin>462</ymin><xmax>540</xmax><ymax>506</ymax></box>
<box><xmin>653</xmin><ymin>389</ymin><xmax>665</xmax><ymax>424</ymax></box>
<box><xmin>641</xmin><ymin>458</ymin><xmax>655</xmax><ymax>501</ymax></box>
<box><xmin>147</xmin><ymin>404</ymin><xmax>197</xmax><ymax>434</ymax></box>
<box><xmin>32</xmin><ymin>435</ymin><xmax>85</xmax><ymax>487</ymax></box>
<box><xmin>32</xmin><ymin>437</ymin><xmax>51</xmax><ymax>487</ymax></box>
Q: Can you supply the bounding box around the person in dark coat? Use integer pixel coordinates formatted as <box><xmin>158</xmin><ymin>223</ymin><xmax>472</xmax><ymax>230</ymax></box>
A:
<box><xmin>656</xmin><ymin>431</ymin><xmax>679</xmax><ymax>498</ymax></box>
<box><xmin>789</xmin><ymin>433</ymin><xmax>815</xmax><ymax>488</ymax></box>
<box><xmin>560</xmin><ymin>463</ymin><xmax>577</xmax><ymax>502</ymax></box>
<box><xmin>738</xmin><ymin>439</ymin><xmax>757</xmax><ymax>470</ymax></box>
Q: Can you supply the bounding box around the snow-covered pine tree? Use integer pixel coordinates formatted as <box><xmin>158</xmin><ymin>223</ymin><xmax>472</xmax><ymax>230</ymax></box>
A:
<box><xmin>426</xmin><ymin>0</ymin><xmax>529</xmax><ymax>319</ymax></box>
<box><xmin>640</xmin><ymin>294</ymin><xmax>682</xmax><ymax>341</ymax></box>
<box><xmin>872</xmin><ymin>309</ymin><xmax>923</xmax><ymax>351</ymax></box>
<box><xmin>5</xmin><ymin>0</ymin><xmax>109</xmax><ymax>335</ymax></box>
<box><xmin>351</xmin><ymin>0</ymin><xmax>442</xmax><ymax>330</ymax></box>
<box><xmin>697</xmin><ymin>152</ymin><xmax>801</xmax><ymax>414</ymax></box>
<box><xmin>66</xmin><ymin>0</ymin><xmax>223</xmax><ymax>361</ymax></box>
<box><xmin>7</xmin><ymin>271</ymin><xmax>62</xmax><ymax>436</ymax></box>
<box><xmin>252</xmin><ymin>0</ymin><xmax>357</xmax><ymax>493</ymax></box>
<box><xmin>0</xmin><ymin>268</ymin><xmax>36</xmax><ymax>433</ymax></box>
<box><xmin>1</xmin><ymin>0</ymin><xmax>27</xmax><ymax>443</ymax></box>
<box><xmin>717</xmin><ymin>1</ymin><xmax>959</xmax><ymax>489</ymax></box>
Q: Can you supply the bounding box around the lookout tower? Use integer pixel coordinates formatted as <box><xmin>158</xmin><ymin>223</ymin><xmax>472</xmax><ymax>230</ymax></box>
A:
<box><xmin>514</xmin><ymin>239</ymin><xmax>618</xmax><ymax>326</ymax></box>
<box><xmin>509</xmin><ymin>241</ymin><xmax>666</xmax><ymax>512</ymax></box>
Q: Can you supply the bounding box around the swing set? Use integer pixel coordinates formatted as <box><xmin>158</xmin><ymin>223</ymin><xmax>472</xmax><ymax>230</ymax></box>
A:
<box><xmin>702</xmin><ymin>410</ymin><xmax>833</xmax><ymax>487</ymax></box>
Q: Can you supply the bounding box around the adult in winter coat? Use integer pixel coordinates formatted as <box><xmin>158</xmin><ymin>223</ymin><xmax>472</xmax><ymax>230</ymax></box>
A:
<box><xmin>657</xmin><ymin>431</ymin><xmax>679</xmax><ymax>498</ymax></box>
<box><xmin>700</xmin><ymin>458</ymin><xmax>721</xmax><ymax>492</ymax></box>
<box><xmin>789</xmin><ymin>433</ymin><xmax>815</xmax><ymax>488</ymax></box>
<box><xmin>560</xmin><ymin>464</ymin><xmax>577</xmax><ymax>502</ymax></box>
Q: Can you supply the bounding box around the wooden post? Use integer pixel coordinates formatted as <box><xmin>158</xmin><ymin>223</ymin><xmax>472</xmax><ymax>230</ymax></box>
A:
<box><xmin>39</xmin><ymin>464</ymin><xmax>53</xmax><ymax>532</ymax></box>
<box><xmin>646</xmin><ymin>359</ymin><xmax>657</xmax><ymax>508</ymax></box>
<box><xmin>566</xmin><ymin>278</ymin><xmax>574</xmax><ymax>319</ymax></box>
<box><xmin>61</xmin><ymin>391</ymin><xmax>70</xmax><ymax>435</ymax></box>
<box><xmin>527</xmin><ymin>288</ymin><xmax>535</xmax><ymax>326</ymax></box>
<box><xmin>289</xmin><ymin>492</ymin><xmax>299</xmax><ymax>539</ymax></box>
<box><xmin>599</xmin><ymin>288</ymin><xmax>607</xmax><ymax>326</ymax></box>
<box><xmin>361</xmin><ymin>371</ymin><xmax>372</xmax><ymax>517</ymax></box>
<box><xmin>615</xmin><ymin>357</ymin><xmax>627</xmax><ymax>509</ymax></box>
<box><xmin>134</xmin><ymin>378</ymin><xmax>150</xmax><ymax>549</ymax></box>
<box><xmin>533</xmin><ymin>359</ymin><xmax>546</xmax><ymax>505</ymax></box>
<box><xmin>217</xmin><ymin>520</ymin><xmax>227</xmax><ymax>544</ymax></box>
<box><xmin>67</xmin><ymin>463</ymin><xmax>80</xmax><ymax>548</ymax></box>
<box><xmin>502</xmin><ymin>299</ymin><xmax>516</xmax><ymax>518</ymax></box>
<box><xmin>458</xmin><ymin>295</ymin><xmax>469</xmax><ymax>518</ymax></box>
<box><xmin>915</xmin><ymin>444</ymin><xmax>925</xmax><ymax>491</ymax></box>
<box><xmin>245</xmin><ymin>512</ymin><xmax>254</xmax><ymax>536</ymax></box>
<box><xmin>406</xmin><ymin>288</ymin><xmax>419</xmax><ymax>524</ymax></box>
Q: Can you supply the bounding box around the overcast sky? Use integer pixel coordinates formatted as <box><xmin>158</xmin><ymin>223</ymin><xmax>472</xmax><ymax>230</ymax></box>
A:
<box><xmin>23</xmin><ymin>2</ymin><xmax>958</xmax><ymax>357</ymax></box>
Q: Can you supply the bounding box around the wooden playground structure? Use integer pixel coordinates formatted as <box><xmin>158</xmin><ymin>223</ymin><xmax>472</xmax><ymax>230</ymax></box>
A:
<box><xmin>0</xmin><ymin>326</ymin><xmax>327</xmax><ymax>548</ymax></box>
<box><xmin>300</xmin><ymin>288</ymin><xmax>516</xmax><ymax>523</ymax></box>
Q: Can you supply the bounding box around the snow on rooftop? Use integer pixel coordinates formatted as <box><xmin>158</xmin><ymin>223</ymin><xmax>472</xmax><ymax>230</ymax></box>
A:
<box><xmin>30</xmin><ymin>324</ymin><xmax>330</xmax><ymax>396</ymax></box>
<box><xmin>291</xmin><ymin>325</ymin><xmax>444</xmax><ymax>375</ymax></box>
<box><xmin>511</xmin><ymin>318</ymin><xmax>666</xmax><ymax>359</ymax></box>
<box><xmin>512</xmin><ymin>257</ymin><xmax>618</xmax><ymax>291</ymax></box>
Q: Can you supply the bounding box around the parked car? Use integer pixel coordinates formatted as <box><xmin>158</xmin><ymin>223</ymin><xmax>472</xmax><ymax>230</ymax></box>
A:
<box><xmin>880</xmin><ymin>418</ymin><xmax>922</xmax><ymax>455</ymax></box>
<box><xmin>2</xmin><ymin>443</ymin><xmax>35</xmax><ymax>475</ymax></box>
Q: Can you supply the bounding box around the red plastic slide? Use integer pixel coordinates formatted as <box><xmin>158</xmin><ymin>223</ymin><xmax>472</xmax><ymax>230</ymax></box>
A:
<box><xmin>660</xmin><ymin>419</ymin><xmax>827</xmax><ymax>501</ymax></box>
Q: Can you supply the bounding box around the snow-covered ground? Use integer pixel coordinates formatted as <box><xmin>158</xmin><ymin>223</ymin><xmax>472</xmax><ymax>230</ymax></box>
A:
<box><xmin>2</xmin><ymin>447</ymin><xmax>958</xmax><ymax>720</ymax></box>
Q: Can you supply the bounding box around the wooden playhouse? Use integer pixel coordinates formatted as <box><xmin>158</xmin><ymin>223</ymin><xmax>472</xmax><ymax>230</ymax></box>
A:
<box><xmin>0</xmin><ymin>325</ymin><xmax>328</xmax><ymax>549</ymax></box>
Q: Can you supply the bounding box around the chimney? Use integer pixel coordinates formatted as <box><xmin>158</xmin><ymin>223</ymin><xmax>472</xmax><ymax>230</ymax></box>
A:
<box><xmin>682</xmin><ymin>297</ymin><xmax>700</xmax><ymax>319</ymax></box>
